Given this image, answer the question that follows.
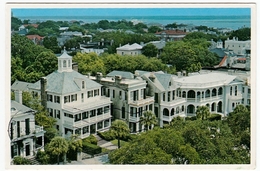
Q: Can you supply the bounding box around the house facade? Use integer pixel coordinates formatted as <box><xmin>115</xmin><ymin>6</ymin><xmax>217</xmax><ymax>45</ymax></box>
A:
<box><xmin>116</xmin><ymin>43</ymin><xmax>143</xmax><ymax>56</ymax></box>
<box><xmin>136</xmin><ymin>70</ymin><xmax>245</xmax><ymax>127</ymax></box>
<box><xmin>225</xmin><ymin>37</ymin><xmax>251</xmax><ymax>56</ymax></box>
<box><xmin>25</xmin><ymin>51</ymin><xmax>112</xmax><ymax>138</ymax></box>
<box><xmin>10</xmin><ymin>91</ymin><xmax>45</xmax><ymax>160</ymax></box>
<box><xmin>91</xmin><ymin>71</ymin><xmax>155</xmax><ymax>133</ymax></box>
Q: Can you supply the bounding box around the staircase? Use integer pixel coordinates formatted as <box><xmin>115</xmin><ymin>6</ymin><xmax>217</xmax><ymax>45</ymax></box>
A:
<box><xmin>26</xmin><ymin>156</ymin><xmax>40</xmax><ymax>165</ymax></box>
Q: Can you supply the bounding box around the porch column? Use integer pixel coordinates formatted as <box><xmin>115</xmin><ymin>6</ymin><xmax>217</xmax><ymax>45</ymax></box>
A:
<box><xmin>136</xmin><ymin>122</ymin><xmax>139</xmax><ymax>133</ymax></box>
<box><xmin>195</xmin><ymin>91</ymin><xmax>197</xmax><ymax>102</ymax></box>
<box><xmin>42</xmin><ymin>136</ymin><xmax>45</xmax><ymax>149</ymax></box>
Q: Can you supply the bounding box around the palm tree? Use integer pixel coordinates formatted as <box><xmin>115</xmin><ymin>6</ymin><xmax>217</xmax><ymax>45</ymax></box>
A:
<box><xmin>196</xmin><ymin>106</ymin><xmax>210</xmax><ymax>120</ymax></box>
<box><xmin>47</xmin><ymin>136</ymin><xmax>69</xmax><ymax>165</ymax></box>
<box><xmin>110</xmin><ymin>120</ymin><xmax>130</xmax><ymax>149</ymax></box>
<box><xmin>66</xmin><ymin>134</ymin><xmax>83</xmax><ymax>161</ymax></box>
<box><xmin>140</xmin><ymin>110</ymin><xmax>157</xmax><ymax>131</ymax></box>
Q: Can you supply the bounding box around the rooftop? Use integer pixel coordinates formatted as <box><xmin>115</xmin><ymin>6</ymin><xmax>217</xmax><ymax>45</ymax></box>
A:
<box><xmin>116</xmin><ymin>43</ymin><xmax>143</xmax><ymax>51</ymax></box>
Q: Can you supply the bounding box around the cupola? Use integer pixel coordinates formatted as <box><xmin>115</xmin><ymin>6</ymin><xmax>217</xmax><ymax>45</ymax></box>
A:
<box><xmin>58</xmin><ymin>48</ymin><xmax>73</xmax><ymax>72</ymax></box>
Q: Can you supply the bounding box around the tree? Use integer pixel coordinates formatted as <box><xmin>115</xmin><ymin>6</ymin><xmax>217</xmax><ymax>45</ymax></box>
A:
<box><xmin>46</xmin><ymin>136</ymin><xmax>69</xmax><ymax>165</ymax></box>
<box><xmin>229</xmin><ymin>27</ymin><xmax>250</xmax><ymax>41</ymax></box>
<box><xmin>11</xmin><ymin>17</ymin><xmax>22</xmax><ymax>31</ymax></box>
<box><xmin>142</xmin><ymin>43</ymin><xmax>158</xmax><ymax>57</ymax></box>
<box><xmin>66</xmin><ymin>134</ymin><xmax>83</xmax><ymax>161</ymax></box>
<box><xmin>12</xmin><ymin>156</ymin><xmax>31</xmax><ymax>165</ymax></box>
<box><xmin>109</xmin><ymin>120</ymin><xmax>130</xmax><ymax>149</ymax></box>
<box><xmin>140</xmin><ymin>110</ymin><xmax>157</xmax><ymax>131</ymax></box>
<box><xmin>43</xmin><ymin>36</ymin><xmax>61</xmax><ymax>53</ymax></box>
<box><xmin>196</xmin><ymin>106</ymin><xmax>211</xmax><ymax>120</ymax></box>
<box><xmin>148</xmin><ymin>26</ymin><xmax>162</xmax><ymax>33</ymax></box>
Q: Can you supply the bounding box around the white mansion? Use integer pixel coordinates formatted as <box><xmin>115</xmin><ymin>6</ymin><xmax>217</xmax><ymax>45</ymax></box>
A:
<box><xmin>12</xmin><ymin>51</ymin><xmax>112</xmax><ymax>138</ymax></box>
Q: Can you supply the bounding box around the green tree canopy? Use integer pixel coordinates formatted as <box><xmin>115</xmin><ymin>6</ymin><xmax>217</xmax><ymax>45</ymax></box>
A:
<box><xmin>229</xmin><ymin>27</ymin><xmax>251</xmax><ymax>41</ymax></box>
<box><xmin>109</xmin><ymin>120</ymin><xmax>130</xmax><ymax>149</ymax></box>
<box><xmin>140</xmin><ymin>110</ymin><xmax>157</xmax><ymax>131</ymax></box>
<box><xmin>142</xmin><ymin>43</ymin><xmax>158</xmax><ymax>57</ymax></box>
<box><xmin>196</xmin><ymin>105</ymin><xmax>211</xmax><ymax>120</ymax></box>
<box><xmin>46</xmin><ymin>136</ymin><xmax>69</xmax><ymax>165</ymax></box>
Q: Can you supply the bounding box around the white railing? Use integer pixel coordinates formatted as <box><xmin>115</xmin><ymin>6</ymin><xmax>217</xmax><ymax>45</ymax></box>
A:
<box><xmin>228</xmin><ymin>94</ymin><xmax>243</xmax><ymax>100</ymax></box>
<box><xmin>129</xmin><ymin>116</ymin><xmax>140</xmax><ymax>122</ymax></box>
<box><xmin>35</xmin><ymin>125</ymin><xmax>44</xmax><ymax>134</ymax></box>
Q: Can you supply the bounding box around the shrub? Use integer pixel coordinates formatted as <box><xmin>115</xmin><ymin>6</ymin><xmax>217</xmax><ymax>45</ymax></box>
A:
<box><xmin>82</xmin><ymin>134</ymin><xmax>97</xmax><ymax>145</ymax></box>
<box><xmin>36</xmin><ymin>150</ymin><xmax>50</xmax><ymax>164</ymax></box>
<box><xmin>208</xmin><ymin>113</ymin><xmax>222</xmax><ymax>121</ymax></box>
<box><xmin>82</xmin><ymin>141</ymin><xmax>102</xmax><ymax>156</ymax></box>
<box><xmin>97</xmin><ymin>131</ymin><xmax>115</xmax><ymax>141</ymax></box>
<box><xmin>13</xmin><ymin>156</ymin><xmax>31</xmax><ymax>165</ymax></box>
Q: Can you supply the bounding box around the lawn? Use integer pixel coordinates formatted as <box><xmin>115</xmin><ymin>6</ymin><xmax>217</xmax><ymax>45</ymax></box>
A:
<box><xmin>110</xmin><ymin>139</ymin><xmax>129</xmax><ymax>147</ymax></box>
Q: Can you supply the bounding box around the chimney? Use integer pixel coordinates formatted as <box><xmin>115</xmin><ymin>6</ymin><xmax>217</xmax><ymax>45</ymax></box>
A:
<box><xmin>115</xmin><ymin>75</ymin><xmax>122</xmax><ymax>85</ymax></box>
<box><xmin>134</xmin><ymin>71</ymin><xmax>139</xmax><ymax>79</ymax></box>
<box><xmin>233</xmin><ymin>37</ymin><xmax>235</xmax><ymax>41</ymax></box>
<box><xmin>72</xmin><ymin>62</ymin><xmax>78</xmax><ymax>72</ymax></box>
<box><xmin>96</xmin><ymin>72</ymin><xmax>102</xmax><ymax>82</ymax></box>
<box><xmin>87</xmin><ymin>73</ymin><xmax>91</xmax><ymax>78</ymax></box>
<box><xmin>14</xmin><ymin>90</ymin><xmax>23</xmax><ymax>104</ymax></box>
<box><xmin>149</xmin><ymin>72</ymin><xmax>156</xmax><ymax>82</ymax></box>
<box><xmin>177</xmin><ymin>72</ymin><xmax>182</xmax><ymax>78</ymax></box>
<box><xmin>41</xmin><ymin>77</ymin><xmax>47</xmax><ymax>109</ymax></box>
<box><xmin>182</xmin><ymin>70</ymin><xmax>186</xmax><ymax>76</ymax></box>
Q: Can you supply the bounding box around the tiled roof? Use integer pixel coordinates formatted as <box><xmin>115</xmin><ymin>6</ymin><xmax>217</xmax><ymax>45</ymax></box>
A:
<box><xmin>24</xmin><ymin>24</ymin><xmax>39</xmax><ymax>28</ymax></box>
<box><xmin>154</xmin><ymin>73</ymin><xmax>172</xmax><ymax>90</ymax></box>
<box><xmin>145</xmin><ymin>41</ymin><xmax>166</xmax><ymax>50</ymax></box>
<box><xmin>11</xmin><ymin>100</ymin><xmax>34</xmax><ymax>116</ymax></box>
<box><xmin>28</xmin><ymin>70</ymin><xmax>101</xmax><ymax>94</ymax></box>
<box><xmin>107</xmin><ymin>70</ymin><xmax>134</xmax><ymax>79</ymax></box>
<box><xmin>26</xmin><ymin>35</ymin><xmax>44</xmax><ymax>40</ymax></box>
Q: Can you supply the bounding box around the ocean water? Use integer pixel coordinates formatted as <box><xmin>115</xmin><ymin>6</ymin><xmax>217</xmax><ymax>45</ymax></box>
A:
<box><xmin>18</xmin><ymin>15</ymin><xmax>251</xmax><ymax>30</ymax></box>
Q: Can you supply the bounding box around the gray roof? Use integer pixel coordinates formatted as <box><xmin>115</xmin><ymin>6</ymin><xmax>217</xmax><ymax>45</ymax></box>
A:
<box><xmin>11</xmin><ymin>80</ymin><xmax>33</xmax><ymax>91</ymax></box>
<box><xmin>28</xmin><ymin>70</ymin><xmax>101</xmax><ymax>94</ymax></box>
<box><xmin>210</xmin><ymin>48</ymin><xmax>227</xmax><ymax>58</ymax></box>
<box><xmin>11</xmin><ymin>100</ymin><xmax>35</xmax><ymax>116</ymax></box>
<box><xmin>107</xmin><ymin>70</ymin><xmax>134</xmax><ymax>79</ymax></box>
<box><xmin>145</xmin><ymin>41</ymin><xmax>166</xmax><ymax>50</ymax></box>
<box><xmin>154</xmin><ymin>73</ymin><xmax>172</xmax><ymax>90</ymax></box>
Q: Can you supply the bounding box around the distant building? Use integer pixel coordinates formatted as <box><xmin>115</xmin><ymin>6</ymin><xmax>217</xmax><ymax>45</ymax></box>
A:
<box><xmin>155</xmin><ymin>30</ymin><xmax>187</xmax><ymax>41</ymax></box>
<box><xmin>116</xmin><ymin>43</ymin><xmax>143</xmax><ymax>56</ymax></box>
<box><xmin>26</xmin><ymin>35</ymin><xmax>44</xmax><ymax>45</ymax></box>
<box><xmin>225</xmin><ymin>37</ymin><xmax>250</xmax><ymax>56</ymax></box>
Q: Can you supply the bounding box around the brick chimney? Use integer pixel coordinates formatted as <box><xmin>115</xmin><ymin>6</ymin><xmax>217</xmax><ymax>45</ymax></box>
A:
<box><xmin>40</xmin><ymin>77</ymin><xmax>47</xmax><ymax>109</ymax></box>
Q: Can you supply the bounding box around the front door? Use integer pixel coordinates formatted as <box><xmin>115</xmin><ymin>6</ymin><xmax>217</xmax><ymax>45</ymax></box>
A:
<box><xmin>25</xmin><ymin>145</ymin><xmax>30</xmax><ymax>156</ymax></box>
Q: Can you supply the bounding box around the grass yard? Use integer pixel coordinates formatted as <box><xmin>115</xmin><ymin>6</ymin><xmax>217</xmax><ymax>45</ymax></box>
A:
<box><xmin>110</xmin><ymin>139</ymin><xmax>129</xmax><ymax>147</ymax></box>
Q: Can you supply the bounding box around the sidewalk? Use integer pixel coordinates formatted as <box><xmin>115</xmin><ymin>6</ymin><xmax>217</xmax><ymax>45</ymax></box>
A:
<box><xmin>68</xmin><ymin>154</ymin><xmax>109</xmax><ymax>165</ymax></box>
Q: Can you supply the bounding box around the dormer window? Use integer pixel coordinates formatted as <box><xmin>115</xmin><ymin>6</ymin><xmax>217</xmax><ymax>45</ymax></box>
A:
<box><xmin>82</xmin><ymin>81</ymin><xmax>85</xmax><ymax>89</ymax></box>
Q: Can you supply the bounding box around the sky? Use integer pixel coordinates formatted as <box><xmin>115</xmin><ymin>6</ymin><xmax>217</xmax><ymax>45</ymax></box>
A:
<box><xmin>11</xmin><ymin>8</ymin><xmax>251</xmax><ymax>17</ymax></box>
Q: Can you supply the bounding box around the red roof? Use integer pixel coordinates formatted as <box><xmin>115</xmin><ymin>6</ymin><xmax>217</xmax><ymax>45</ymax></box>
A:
<box><xmin>26</xmin><ymin>35</ymin><xmax>44</xmax><ymax>40</ymax></box>
<box><xmin>237</xmin><ymin>58</ymin><xmax>246</xmax><ymax>61</ymax></box>
<box><xmin>156</xmin><ymin>30</ymin><xmax>187</xmax><ymax>35</ymax></box>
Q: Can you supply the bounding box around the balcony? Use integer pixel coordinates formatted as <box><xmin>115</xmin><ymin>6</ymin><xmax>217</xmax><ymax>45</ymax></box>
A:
<box><xmin>64</xmin><ymin>113</ymin><xmax>112</xmax><ymax>128</ymax></box>
<box><xmin>161</xmin><ymin>98</ymin><xmax>186</xmax><ymax>107</ymax></box>
<box><xmin>129</xmin><ymin>96</ymin><xmax>154</xmax><ymax>107</ymax></box>
<box><xmin>129</xmin><ymin>115</ymin><xmax>140</xmax><ymax>122</ymax></box>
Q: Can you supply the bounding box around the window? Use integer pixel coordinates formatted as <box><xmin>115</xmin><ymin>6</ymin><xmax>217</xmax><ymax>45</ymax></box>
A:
<box><xmin>125</xmin><ymin>92</ymin><xmax>127</xmax><ymax>100</ymax></box>
<box><xmin>242</xmin><ymin>87</ymin><xmax>245</xmax><ymax>93</ymax></box>
<box><xmin>104</xmin><ymin>106</ymin><xmax>109</xmax><ymax>113</ymax></box>
<box><xmin>172</xmin><ymin>91</ymin><xmax>175</xmax><ymax>100</ymax></box>
<box><xmin>64</xmin><ymin>113</ymin><xmax>73</xmax><ymax>118</ymax></box>
<box><xmin>56</xmin><ymin>125</ymin><xmax>59</xmax><ymax>131</ymax></box>
<box><xmin>248</xmin><ymin>88</ymin><xmax>251</xmax><ymax>94</ymax></box>
<box><xmin>247</xmin><ymin>99</ymin><xmax>250</xmax><ymax>105</ymax></box>
<box><xmin>64</xmin><ymin>95</ymin><xmax>70</xmax><ymax>103</ymax></box>
<box><xmin>232</xmin><ymin>103</ymin><xmax>235</xmax><ymax>109</ymax></box>
<box><xmin>47</xmin><ymin>94</ymin><xmax>53</xmax><ymax>102</ymax></box>
<box><xmin>75</xmin><ymin>128</ymin><xmax>81</xmax><ymax>135</ymax></box>
<box><xmin>107</xmin><ymin>89</ymin><xmax>110</xmax><ymax>97</ymax></box>
<box><xmin>88</xmin><ymin>91</ymin><xmax>93</xmax><ymax>98</ymax></box>
<box><xmin>54</xmin><ymin>96</ymin><xmax>60</xmax><ymax>103</ymax></box>
<box><xmin>154</xmin><ymin>93</ymin><xmax>159</xmax><ymax>103</ymax></box>
<box><xmin>119</xmin><ymin>91</ymin><xmax>122</xmax><ymax>99</ymax></box>
<box><xmin>242</xmin><ymin>98</ymin><xmax>244</xmax><ymax>104</ymax></box>
<box><xmin>49</xmin><ymin>108</ymin><xmax>53</xmax><ymax>117</ymax></box>
<box><xmin>122</xmin><ymin>107</ymin><xmax>125</xmax><ymax>118</ymax></box>
<box><xmin>94</xmin><ymin>89</ymin><xmax>99</xmax><ymax>96</ymax></box>
<box><xmin>82</xmin><ymin>81</ymin><xmax>85</xmax><ymax>89</ymax></box>
<box><xmin>104</xmin><ymin>119</ymin><xmax>110</xmax><ymax>127</ymax></box>
<box><xmin>235</xmin><ymin>86</ymin><xmax>237</xmax><ymax>96</ymax></box>
<box><xmin>63</xmin><ymin>60</ymin><xmax>67</xmax><ymax>67</ymax></box>
<box><xmin>97</xmin><ymin>121</ymin><xmax>103</xmax><ymax>130</ymax></box>
<box><xmin>168</xmin><ymin>92</ymin><xmax>171</xmax><ymax>102</ymax></box>
<box><xmin>230</xmin><ymin>87</ymin><xmax>232</xmax><ymax>96</ymax></box>
<box><xmin>56</xmin><ymin>110</ymin><xmax>60</xmax><ymax>119</ymax></box>
<box><xmin>83</xmin><ymin>126</ymin><xmax>89</xmax><ymax>134</ymax></box>
<box><xmin>81</xmin><ymin>93</ymin><xmax>84</xmax><ymax>102</ymax></box>
<box><xmin>71</xmin><ymin>94</ymin><xmax>77</xmax><ymax>102</ymax></box>
<box><xmin>163</xmin><ymin>93</ymin><xmax>165</xmax><ymax>101</ymax></box>
<box><xmin>82</xmin><ymin>112</ymin><xmax>88</xmax><ymax>119</ymax></box>
<box><xmin>74</xmin><ymin>113</ymin><xmax>81</xmax><ymax>122</ymax></box>
<box><xmin>90</xmin><ymin>110</ymin><xmax>96</xmax><ymax>117</ymax></box>
<box><xmin>25</xmin><ymin>118</ymin><xmax>30</xmax><ymax>135</ymax></box>
<box><xmin>68</xmin><ymin>60</ymin><xmax>71</xmax><ymax>67</ymax></box>
<box><xmin>113</xmin><ymin>90</ymin><xmax>115</xmax><ymax>98</ymax></box>
<box><xmin>97</xmin><ymin>108</ymin><xmax>103</xmax><ymax>115</ymax></box>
